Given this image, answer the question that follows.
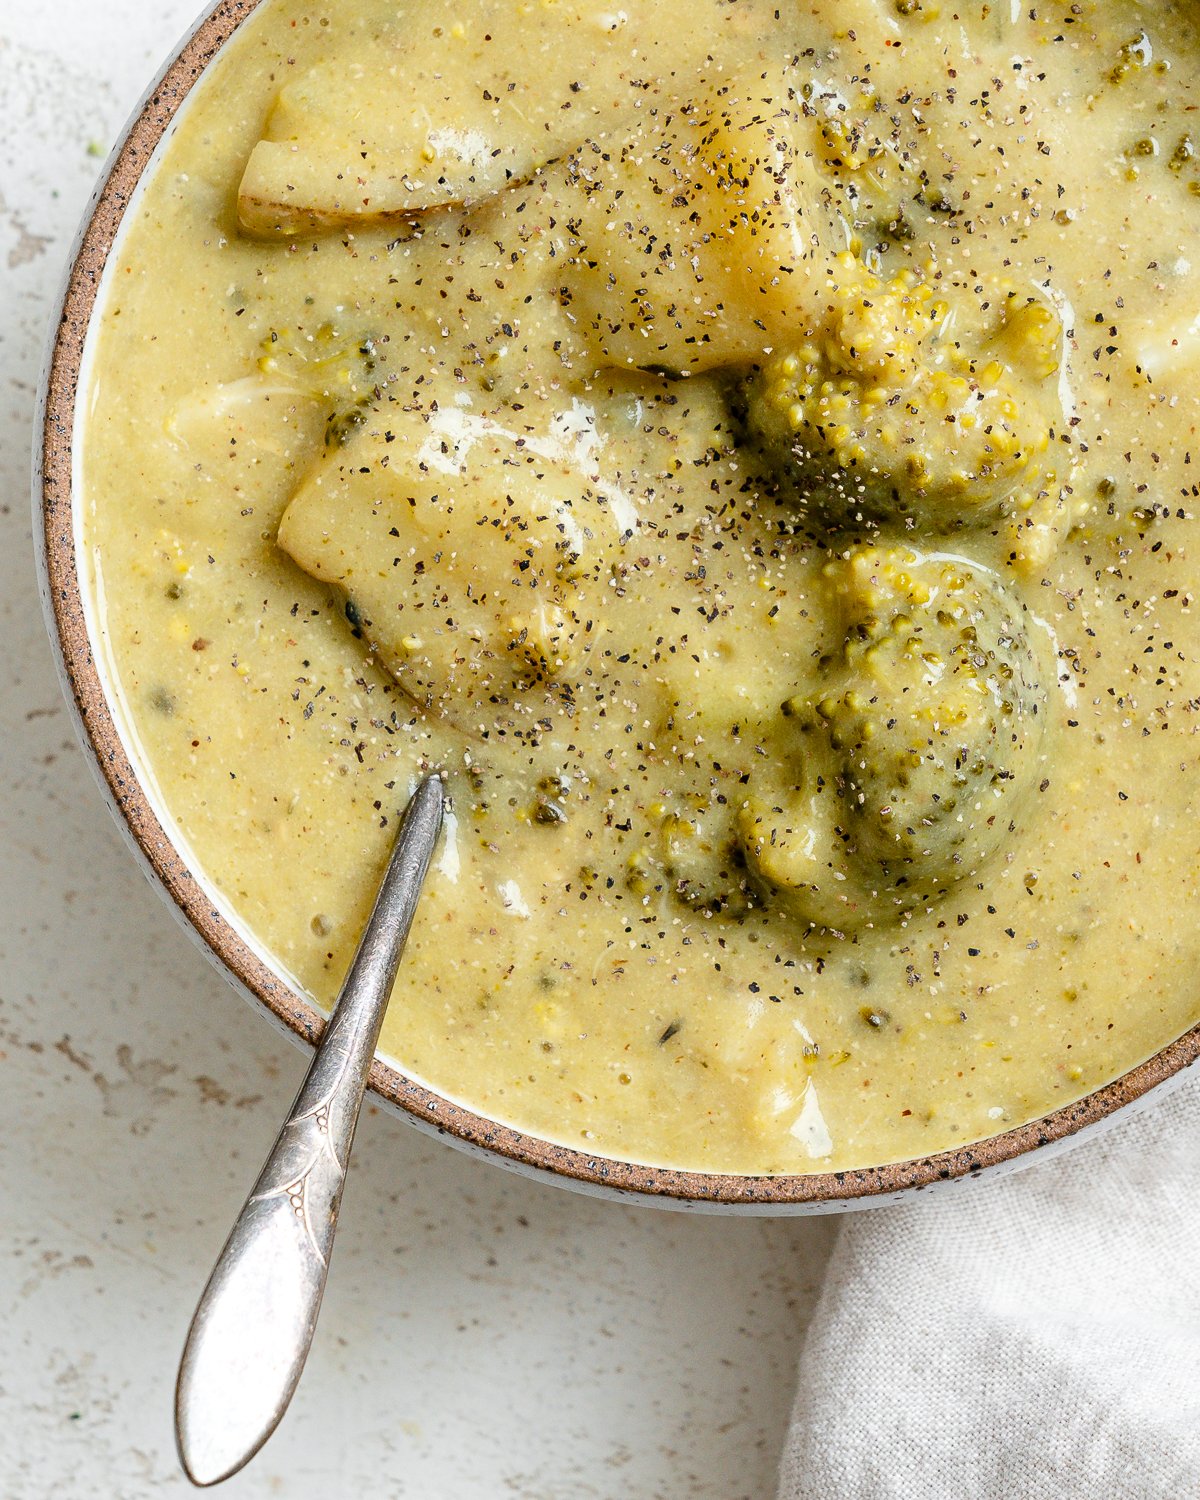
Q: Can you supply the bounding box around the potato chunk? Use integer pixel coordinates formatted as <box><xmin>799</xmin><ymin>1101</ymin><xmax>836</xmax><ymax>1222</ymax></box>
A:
<box><xmin>739</xmin><ymin>546</ymin><xmax>1052</xmax><ymax>931</ymax></box>
<box><xmin>553</xmin><ymin>77</ymin><xmax>845</xmax><ymax>375</ymax></box>
<box><xmin>237</xmin><ymin>0</ymin><xmax>748</xmax><ymax>236</ymax></box>
<box><xmin>239</xmin><ymin>105</ymin><xmax>539</xmax><ymax>237</ymax></box>
<box><xmin>277</xmin><ymin>403</ymin><xmax>633</xmax><ymax>719</ymax></box>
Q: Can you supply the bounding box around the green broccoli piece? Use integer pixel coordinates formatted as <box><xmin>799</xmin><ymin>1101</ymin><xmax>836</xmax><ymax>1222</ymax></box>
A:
<box><xmin>739</xmin><ymin>545</ymin><xmax>1052</xmax><ymax>930</ymax></box>
<box><xmin>259</xmin><ymin>322</ymin><xmax>381</xmax><ymax>448</ymax></box>
<box><xmin>744</xmin><ymin>261</ymin><xmax>1081</xmax><ymax>567</ymax></box>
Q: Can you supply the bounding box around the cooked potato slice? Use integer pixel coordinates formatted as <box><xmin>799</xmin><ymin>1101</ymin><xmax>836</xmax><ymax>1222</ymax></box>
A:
<box><xmin>239</xmin><ymin>133</ymin><xmax>531</xmax><ymax>239</ymax></box>
<box><xmin>237</xmin><ymin>0</ymin><xmax>746</xmax><ymax>236</ymax></box>
<box><xmin>277</xmin><ymin>403</ymin><xmax>634</xmax><ymax>719</ymax></box>
<box><xmin>554</xmin><ymin>75</ymin><xmax>845</xmax><ymax>374</ymax></box>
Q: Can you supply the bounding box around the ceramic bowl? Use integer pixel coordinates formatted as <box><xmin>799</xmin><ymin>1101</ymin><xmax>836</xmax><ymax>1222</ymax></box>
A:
<box><xmin>34</xmin><ymin>0</ymin><xmax>1200</xmax><ymax>1213</ymax></box>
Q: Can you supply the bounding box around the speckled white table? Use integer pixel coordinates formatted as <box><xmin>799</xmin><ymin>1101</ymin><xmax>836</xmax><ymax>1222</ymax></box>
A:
<box><xmin>0</xmin><ymin>7</ymin><xmax>837</xmax><ymax>1497</ymax></box>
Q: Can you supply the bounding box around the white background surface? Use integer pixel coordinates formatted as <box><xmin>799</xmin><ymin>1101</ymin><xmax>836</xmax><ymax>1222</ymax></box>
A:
<box><xmin>0</xmin><ymin>6</ymin><xmax>838</xmax><ymax>1496</ymax></box>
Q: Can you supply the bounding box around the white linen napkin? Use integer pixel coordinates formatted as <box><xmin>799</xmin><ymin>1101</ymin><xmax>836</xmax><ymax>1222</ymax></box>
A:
<box><xmin>779</xmin><ymin>1073</ymin><xmax>1200</xmax><ymax>1499</ymax></box>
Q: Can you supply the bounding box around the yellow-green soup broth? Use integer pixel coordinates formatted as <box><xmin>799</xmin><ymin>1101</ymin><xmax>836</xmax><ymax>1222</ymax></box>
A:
<box><xmin>83</xmin><ymin>0</ymin><xmax>1200</xmax><ymax>1172</ymax></box>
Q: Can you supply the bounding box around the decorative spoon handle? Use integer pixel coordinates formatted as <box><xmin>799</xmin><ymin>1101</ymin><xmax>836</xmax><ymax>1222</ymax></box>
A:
<box><xmin>175</xmin><ymin>774</ymin><xmax>445</xmax><ymax>1488</ymax></box>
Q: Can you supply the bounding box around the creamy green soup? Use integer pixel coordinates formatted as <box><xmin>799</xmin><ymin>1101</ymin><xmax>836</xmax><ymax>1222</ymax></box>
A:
<box><xmin>83</xmin><ymin>0</ymin><xmax>1200</xmax><ymax>1173</ymax></box>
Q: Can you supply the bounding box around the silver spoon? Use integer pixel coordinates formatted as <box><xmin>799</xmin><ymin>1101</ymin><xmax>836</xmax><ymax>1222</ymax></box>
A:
<box><xmin>175</xmin><ymin>774</ymin><xmax>445</xmax><ymax>1488</ymax></box>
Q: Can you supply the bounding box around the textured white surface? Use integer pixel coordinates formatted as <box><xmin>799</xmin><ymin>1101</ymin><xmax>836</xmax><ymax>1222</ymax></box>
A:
<box><xmin>0</xmin><ymin>6</ymin><xmax>836</xmax><ymax>1497</ymax></box>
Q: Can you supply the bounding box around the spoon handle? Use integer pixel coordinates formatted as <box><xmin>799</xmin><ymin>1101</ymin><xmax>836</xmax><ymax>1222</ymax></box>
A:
<box><xmin>175</xmin><ymin>775</ymin><xmax>445</xmax><ymax>1488</ymax></box>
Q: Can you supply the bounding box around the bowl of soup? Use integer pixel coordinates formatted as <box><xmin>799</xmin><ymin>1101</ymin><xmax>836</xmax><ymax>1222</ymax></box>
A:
<box><xmin>37</xmin><ymin>0</ymin><xmax>1200</xmax><ymax>1211</ymax></box>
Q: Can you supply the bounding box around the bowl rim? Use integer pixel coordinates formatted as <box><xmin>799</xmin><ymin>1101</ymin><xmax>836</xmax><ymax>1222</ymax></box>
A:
<box><xmin>37</xmin><ymin>0</ymin><xmax>1200</xmax><ymax>1210</ymax></box>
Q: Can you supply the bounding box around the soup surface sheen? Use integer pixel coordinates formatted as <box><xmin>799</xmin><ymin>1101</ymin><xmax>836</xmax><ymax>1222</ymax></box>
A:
<box><xmin>84</xmin><ymin>0</ymin><xmax>1200</xmax><ymax>1173</ymax></box>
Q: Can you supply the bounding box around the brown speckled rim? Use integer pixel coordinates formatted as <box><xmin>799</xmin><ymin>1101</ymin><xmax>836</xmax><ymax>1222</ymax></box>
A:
<box><xmin>36</xmin><ymin>0</ymin><xmax>1200</xmax><ymax>1212</ymax></box>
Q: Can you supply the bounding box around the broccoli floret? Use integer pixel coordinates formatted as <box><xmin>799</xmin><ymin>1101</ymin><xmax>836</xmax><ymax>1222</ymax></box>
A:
<box><xmin>738</xmin><ymin>545</ymin><xmax>1051</xmax><ymax>930</ymax></box>
<box><xmin>744</xmin><ymin>260</ymin><xmax>1081</xmax><ymax>567</ymax></box>
<box><xmin>659</xmin><ymin>806</ymin><xmax>760</xmax><ymax>918</ymax></box>
<box><xmin>259</xmin><ymin>322</ymin><xmax>382</xmax><ymax>448</ymax></box>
